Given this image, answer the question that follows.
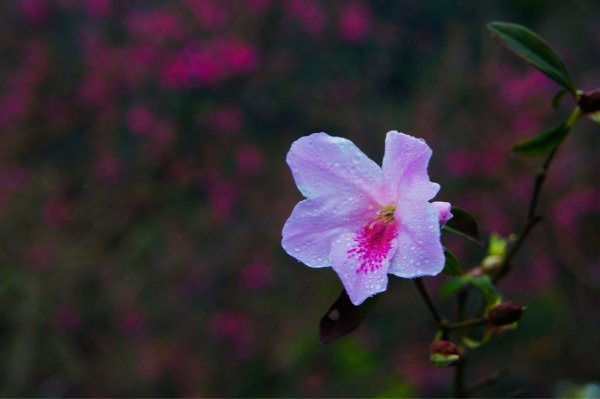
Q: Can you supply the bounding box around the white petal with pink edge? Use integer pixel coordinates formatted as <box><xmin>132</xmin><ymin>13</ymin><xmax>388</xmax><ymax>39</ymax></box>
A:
<box><xmin>286</xmin><ymin>132</ymin><xmax>384</xmax><ymax>201</ymax></box>
<box><xmin>381</xmin><ymin>131</ymin><xmax>440</xmax><ymax>202</ymax></box>
<box><xmin>330</xmin><ymin>222</ymin><xmax>399</xmax><ymax>305</ymax></box>
<box><xmin>388</xmin><ymin>200</ymin><xmax>445</xmax><ymax>277</ymax></box>
<box><xmin>282</xmin><ymin>195</ymin><xmax>378</xmax><ymax>268</ymax></box>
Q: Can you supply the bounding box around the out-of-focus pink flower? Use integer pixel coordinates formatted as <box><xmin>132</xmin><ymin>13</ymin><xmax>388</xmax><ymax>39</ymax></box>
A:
<box><xmin>85</xmin><ymin>0</ymin><xmax>112</xmax><ymax>18</ymax></box>
<box><xmin>287</xmin><ymin>0</ymin><xmax>325</xmax><ymax>36</ymax></box>
<box><xmin>202</xmin><ymin>170</ymin><xmax>238</xmax><ymax>221</ymax></box>
<box><xmin>236</xmin><ymin>144</ymin><xmax>263</xmax><ymax>177</ymax></box>
<box><xmin>553</xmin><ymin>189</ymin><xmax>600</xmax><ymax>234</ymax></box>
<box><xmin>221</xmin><ymin>40</ymin><xmax>258</xmax><ymax>74</ymax></box>
<box><xmin>126</xmin><ymin>105</ymin><xmax>154</xmax><ymax>135</ymax></box>
<box><xmin>94</xmin><ymin>152</ymin><xmax>121</xmax><ymax>183</ymax></box>
<box><xmin>78</xmin><ymin>75</ymin><xmax>110</xmax><ymax>106</ymax></box>
<box><xmin>338</xmin><ymin>2</ymin><xmax>372</xmax><ymax>43</ymax></box>
<box><xmin>1</xmin><ymin>166</ymin><xmax>30</xmax><ymax>193</ymax></box>
<box><xmin>125</xmin><ymin>9</ymin><xmax>186</xmax><ymax>43</ymax></box>
<box><xmin>185</xmin><ymin>0</ymin><xmax>229</xmax><ymax>31</ymax></box>
<box><xmin>282</xmin><ymin>131</ymin><xmax>448</xmax><ymax>305</ymax></box>
<box><xmin>43</xmin><ymin>197</ymin><xmax>70</xmax><ymax>229</ymax></box>
<box><xmin>246</xmin><ymin>0</ymin><xmax>273</xmax><ymax>14</ymax></box>
<box><xmin>19</xmin><ymin>0</ymin><xmax>50</xmax><ymax>24</ymax></box>
<box><xmin>210</xmin><ymin>311</ymin><xmax>253</xmax><ymax>358</ymax></box>
<box><xmin>240</xmin><ymin>261</ymin><xmax>272</xmax><ymax>290</ymax></box>
<box><xmin>211</xmin><ymin>106</ymin><xmax>243</xmax><ymax>134</ymax></box>
<box><xmin>500</xmin><ymin>70</ymin><xmax>552</xmax><ymax>108</ymax></box>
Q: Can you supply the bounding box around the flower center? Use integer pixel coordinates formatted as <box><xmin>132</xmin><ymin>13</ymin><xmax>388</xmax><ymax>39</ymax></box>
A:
<box><xmin>349</xmin><ymin>205</ymin><xmax>398</xmax><ymax>274</ymax></box>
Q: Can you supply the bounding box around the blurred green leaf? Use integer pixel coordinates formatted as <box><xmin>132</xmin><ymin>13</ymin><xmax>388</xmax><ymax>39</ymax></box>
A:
<box><xmin>487</xmin><ymin>22</ymin><xmax>576</xmax><ymax>94</ymax></box>
<box><xmin>443</xmin><ymin>207</ymin><xmax>481</xmax><ymax>245</ymax></box>
<box><xmin>336</xmin><ymin>339</ymin><xmax>375</xmax><ymax>375</ymax></box>
<box><xmin>488</xmin><ymin>234</ymin><xmax>508</xmax><ymax>257</ymax></box>
<box><xmin>552</xmin><ymin>89</ymin><xmax>569</xmax><ymax>109</ymax></box>
<box><xmin>440</xmin><ymin>275</ymin><xmax>472</xmax><ymax>300</ymax></box>
<box><xmin>319</xmin><ymin>289</ymin><xmax>380</xmax><ymax>343</ymax></box>
<box><xmin>471</xmin><ymin>275</ymin><xmax>501</xmax><ymax>305</ymax></box>
<box><xmin>442</xmin><ymin>248</ymin><xmax>463</xmax><ymax>276</ymax></box>
<box><xmin>591</xmin><ymin>112</ymin><xmax>600</xmax><ymax>124</ymax></box>
<box><xmin>512</xmin><ymin>123</ymin><xmax>570</xmax><ymax>156</ymax></box>
<box><xmin>375</xmin><ymin>382</ymin><xmax>415</xmax><ymax>398</ymax></box>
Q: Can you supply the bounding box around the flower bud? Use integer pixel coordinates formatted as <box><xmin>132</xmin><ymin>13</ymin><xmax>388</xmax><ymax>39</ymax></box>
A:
<box><xmin>488</xmin><ymin>302</ymin><xmax>525</xmax><ymax>327</ymax></box>
<box><xmin>432</xmin><ymin>201</ymin><xmax>453</xmax><ymax>226</ymax></box>
<box><xmin>579</xmin><ymin>89</ymin><xmax>600</xmax><ymax>114</ymax></box>
<box><xmin>430</xmin><ymin>340</ymin><xmax>461</xmax><ymax>367</ymax></box>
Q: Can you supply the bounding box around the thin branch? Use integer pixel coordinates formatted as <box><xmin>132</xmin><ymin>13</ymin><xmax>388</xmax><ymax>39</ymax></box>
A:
<box><xmin>414</xmin><ymin>278</ymin><xmax>443</xmax><ymax>325</ymax></box>
<box><xmin>527</xmin><ymin>148</ymin><xmax>557</xmax><ymax>220</ymax></box>
<box><xmin>447</xmin><ymin>317</ymin><xmax>487</xmax><ymax>331</ymax></box>
<box><xmin>453</xmin><ymin>356</ymin><xmax>467</xmax><ymax>398</ymax></box>
<box><xmin>493</xmin><ymin>215</ymin><xmax>542</xmax><ymax>283</ymax></box>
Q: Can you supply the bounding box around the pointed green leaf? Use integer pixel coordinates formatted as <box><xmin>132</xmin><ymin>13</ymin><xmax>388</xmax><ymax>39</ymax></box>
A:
<box><xmin>440</xmin><ymin>275</ymin><xmax>472</xmax><ymax>300</ymax></box>
<box><xmin>512</xmin><ymin>123</ymin><xmax>570</xmax><ymax>157</ymax></box>
<box><xmin>487</xmin><ymin>22</ymin><xmax>576</xmax><ymax>94</ymax></box>
<box><xmin>442</xmin><ymin>248</ymin><xmax>463</xmax><ymax>276</ymax></box>
<box><xmin>590</xmin><ymin>112</ymin><xmax>600</xmax><ymax>124</ymax></box>
<box><xmin>443</xmin><ymin>207</ymin><xmax>481</xmax><ymax>245</ymax></box>
<box><xmin>319</xmin><ymin>289</ymin><xmax>380</xmax><ymax>343</ymax></box>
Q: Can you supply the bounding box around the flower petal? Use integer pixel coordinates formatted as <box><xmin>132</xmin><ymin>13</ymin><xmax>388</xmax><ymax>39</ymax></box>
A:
<box><xmin>330</xmin><ymin>225</ymin><xmax>398</xmax><ymax>305</ymax></box>
<box><xmin>389</xmin><ymin>200</ymin><xmax>445</xmax><ymax>277</ymax></box>
<box><xmin>432</xmin><ymin>201</ymin><xmax>453</xmax><ymax>225</ymax></box>
<box><xmin>381</xmin><ymin>131</ymin><xmax>440</xmax><ymax>202</ymax></box>
<box><xmin>286</xmin><ymin>132</ymin><xmax>383</xmax><ymax>200</ymax></box>
<box><xmin>282</xmin><ymin>195</ymin><xmax>377</xmax><ymax>268</ymax></box>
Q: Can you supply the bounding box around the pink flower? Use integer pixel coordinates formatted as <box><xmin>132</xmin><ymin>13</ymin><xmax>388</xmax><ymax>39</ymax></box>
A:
<box><xmin>282</xmin><ymin>131</ymin><xmax>449</xmax><ymax>305</ymax></box>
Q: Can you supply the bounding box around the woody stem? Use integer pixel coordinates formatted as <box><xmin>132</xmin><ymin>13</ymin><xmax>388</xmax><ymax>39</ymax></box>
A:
<box><xmin>414</xmin><ymin>278</ymin><xmax>443</xmax><ymax>325</ymax></box>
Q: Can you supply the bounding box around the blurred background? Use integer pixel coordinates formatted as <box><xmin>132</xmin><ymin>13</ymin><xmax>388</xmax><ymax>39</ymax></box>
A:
<box><xmin>0</xmin><ymin>0</ymin><xmax>599</xmax><ymax>396</ymax></box>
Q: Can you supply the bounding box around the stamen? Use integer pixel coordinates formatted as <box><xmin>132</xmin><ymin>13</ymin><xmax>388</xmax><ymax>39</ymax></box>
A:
<box><xmin>348</xmin><ymin>205</ymin><xmax>397</xmax><ymax>274</ymax></box>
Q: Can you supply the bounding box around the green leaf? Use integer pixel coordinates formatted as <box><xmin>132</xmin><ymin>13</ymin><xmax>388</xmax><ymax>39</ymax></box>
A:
<box><xmin>471</xmin><ymin>275</ymin><xmax>501</xmax><ymax>305</ymax></box>
<box><xmin>462</xmin><ymin>329</ymin><xmax>493</xmax><ymax>349</ymax></box>
<box><xmin>487</xmin><ymin>22</ymin><xmax>576</xmax><ymax>94</ymax></box>
<box><xmin>319</xmin><ymin>289</ymin><xmax>380</xmax><ymax>343</ymax></box>
<box><xmin>443</xmin><ymin>207</ymin><xmax>481</xmax><ymax>245</ymax></box>
<box><xmin>440</xmin><ymin>275</ymin><xmax>472</xmax><ymax>300</ymax></box>
<box><xmin>442</xmin><ymin>248</ymin><xmax>463</xmax><ymax>276</ymax></box>
<box><xmin>552</xmin><ymin>89</ymin><xmax>569</xmax><ymax>109</ymax></box>
<box><xmin>512</xmin><ymin>123</ymin><xmax>570</xmax><ymax>157</ymax></box>
<box><xmin>590</xmin><ymin>112</ymin><xmax>600</xmax><ymax>124</ymax></box>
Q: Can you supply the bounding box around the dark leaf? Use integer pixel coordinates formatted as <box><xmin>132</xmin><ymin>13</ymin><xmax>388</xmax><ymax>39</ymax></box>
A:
<box><xmin>442</xmin><ymin>248</ymin><xmax>463</xmax><ymax>276</ymax></box>
<box><xmin>512</xmin><ymin>123</ymin><xmax>570</xmax><ymax>156</ymax></box>
<box><xmin>487</xmin><ymin>22</ymin><xmax>576</xmax><ymax>94</ymax></box>
<box><xmin>440</xmin><ymin>275</ymin><xmax>472</xmax><ymax>300</ymax></box>
<box><xmin>443</xmin><ymin>207</ymin><xmax>481</xmax><ymax>245</ymax></box>
<box><xmin>319</xmin><ymin>289</ymin><xmax>380</xmax><ymax>343</ymax></box>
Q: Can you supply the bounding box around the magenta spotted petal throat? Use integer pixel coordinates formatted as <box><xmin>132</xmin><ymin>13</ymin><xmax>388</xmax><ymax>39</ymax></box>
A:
<box><xmin>282</xmin><ymin>131</ymin><xmax>452</xmax><ymax>305</ymax></box>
